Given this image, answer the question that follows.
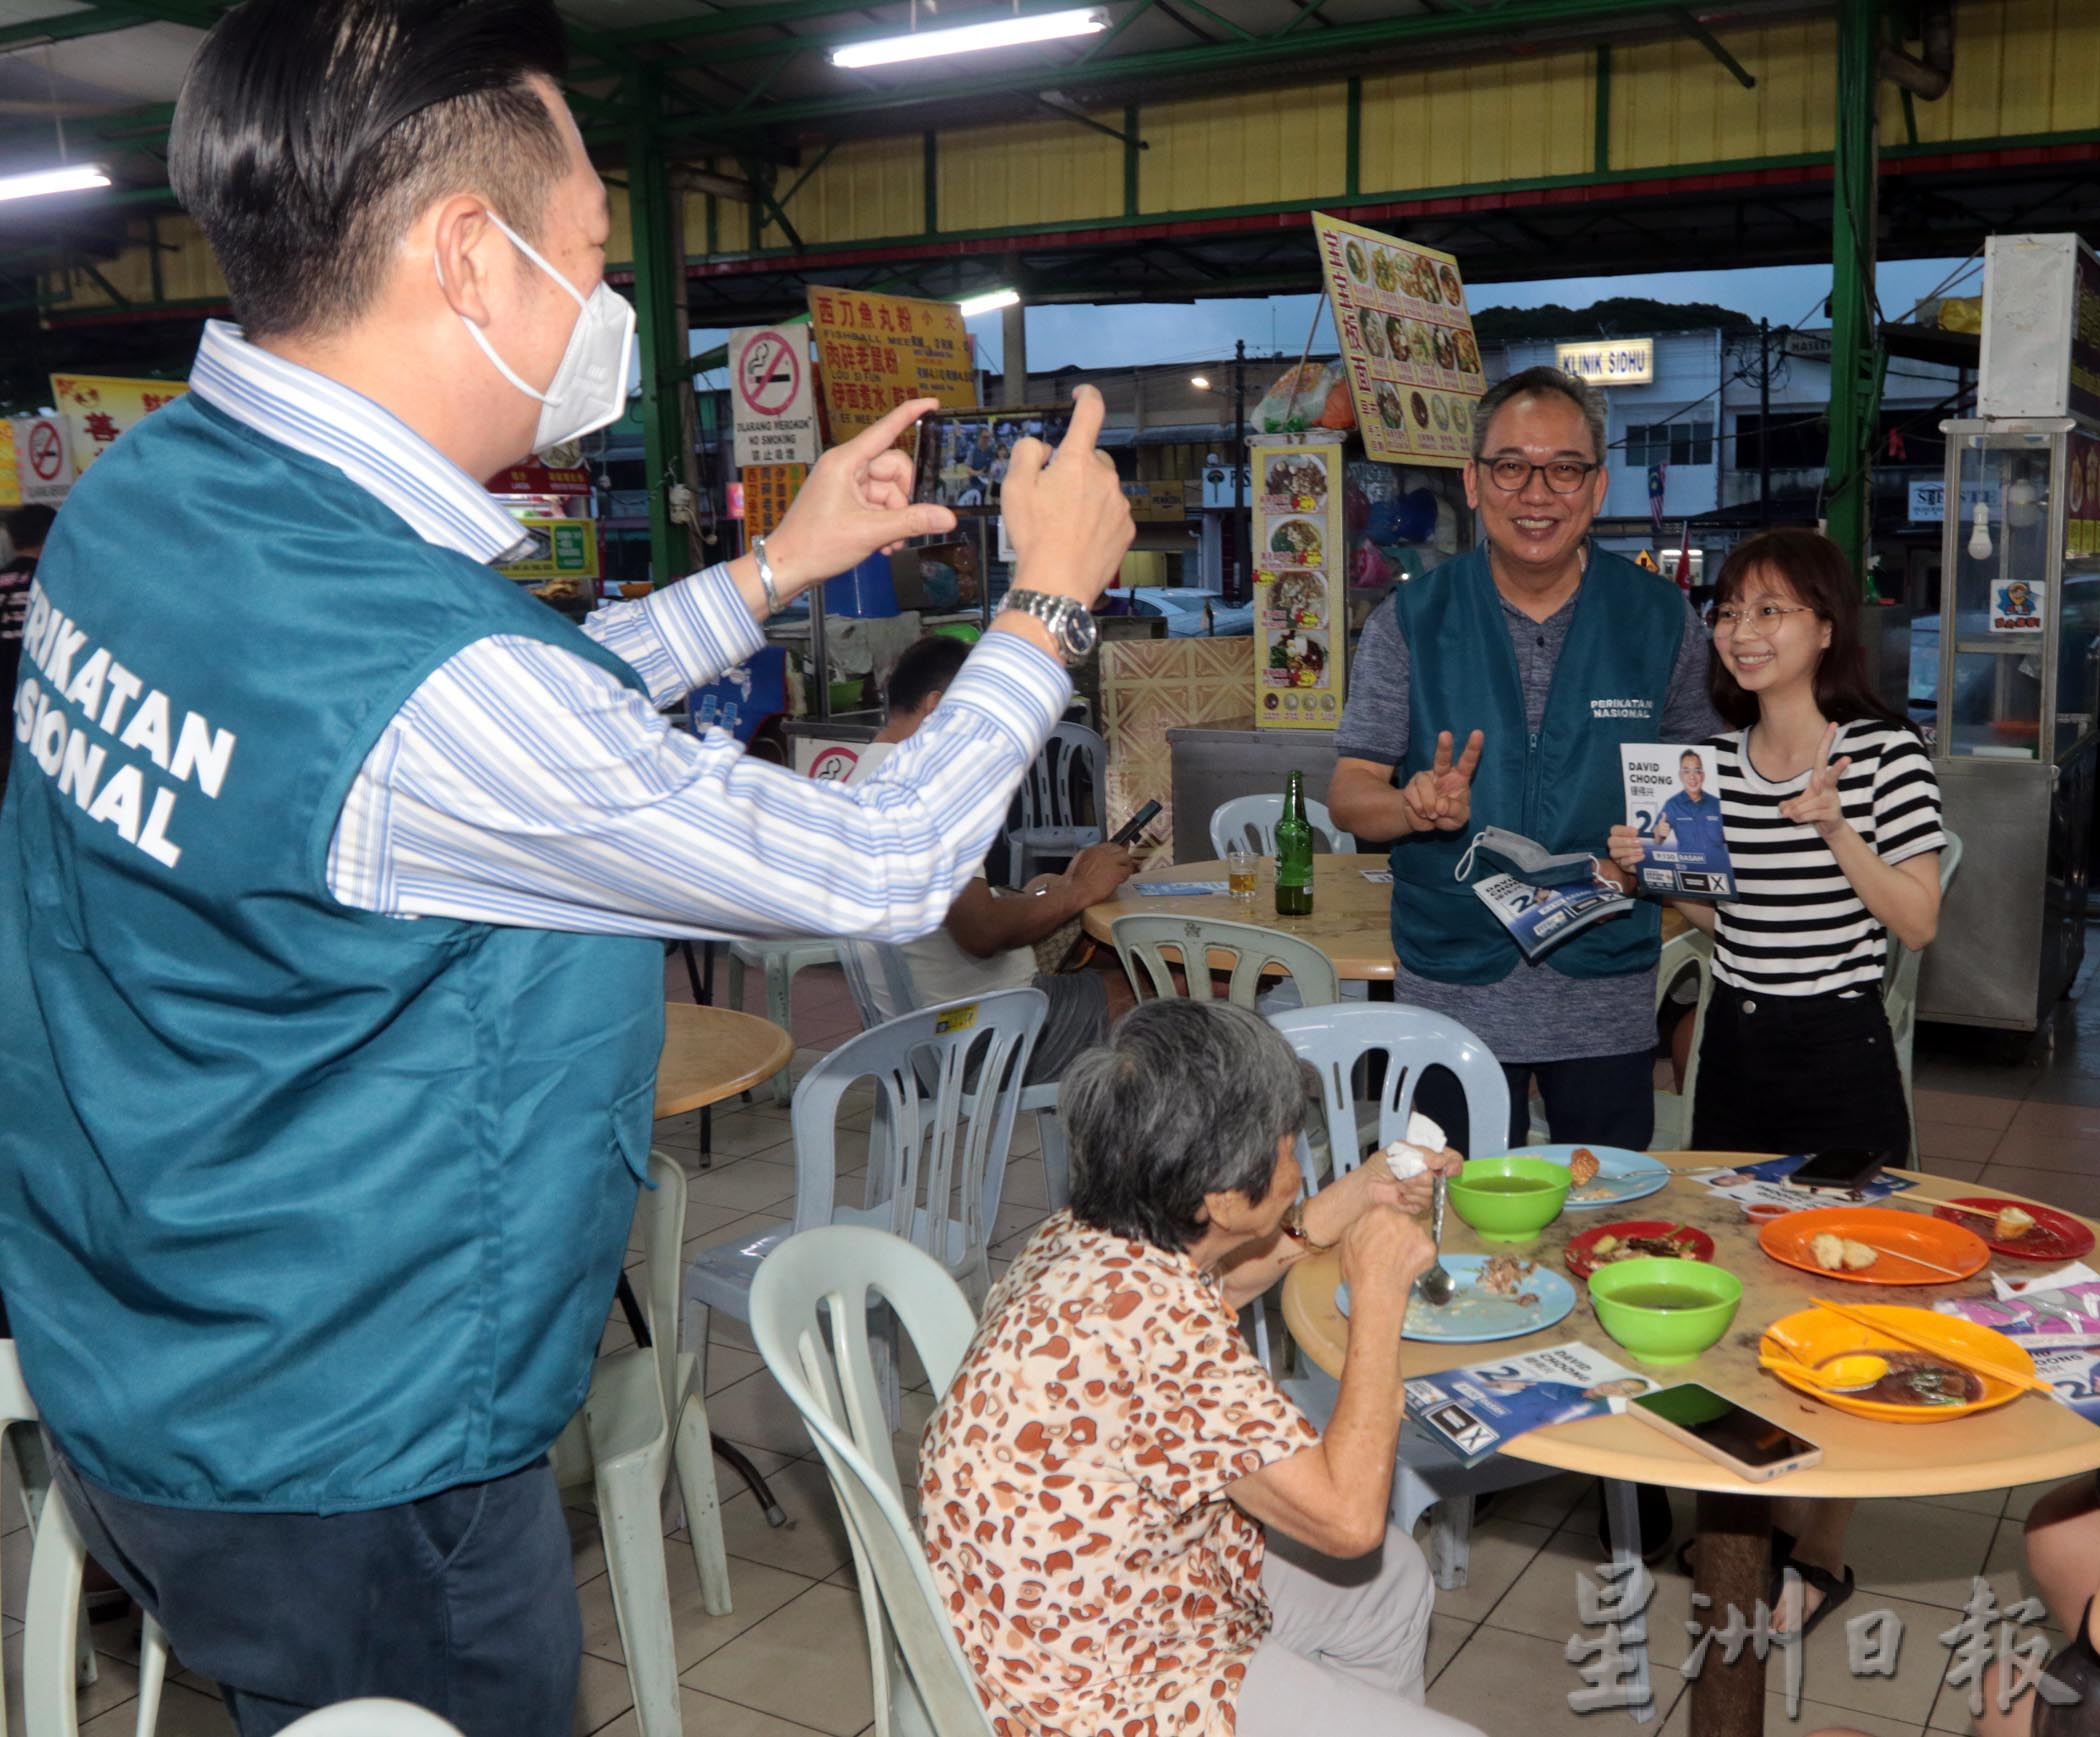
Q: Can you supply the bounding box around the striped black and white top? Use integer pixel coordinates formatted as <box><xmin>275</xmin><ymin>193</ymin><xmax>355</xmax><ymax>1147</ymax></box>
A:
<box><xmin>1710</xmin><ymin>720</ymin><xmax>1946</xmax><ymax>997</ymax></box>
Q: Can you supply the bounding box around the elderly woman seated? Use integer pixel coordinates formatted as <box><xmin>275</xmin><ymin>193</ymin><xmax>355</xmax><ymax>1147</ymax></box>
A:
<box><xmin>919</xmin><ymin>999</ymin><xmax>1483</xmax><ymax>1737</ymax></box>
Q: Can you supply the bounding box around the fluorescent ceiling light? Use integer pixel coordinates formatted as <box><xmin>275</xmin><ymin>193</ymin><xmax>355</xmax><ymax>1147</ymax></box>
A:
<box><xmin>0</xmin><ymin>164</ymin><xmax>109</xmax><ymax>203</ymax></box>
<box><xmin>956</xmin><ymin>287</ymin><xmax>1020</xmax><ymax>318</ymax></box>
<box><xmin>832</xmin><ymin>8</ymin><xmax>1106</xmax><ymax>70</ymax></box>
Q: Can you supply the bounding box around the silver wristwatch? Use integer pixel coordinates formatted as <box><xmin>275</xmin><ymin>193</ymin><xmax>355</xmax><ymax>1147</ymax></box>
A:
<box><xmin>1003</xmin><ymin>588</ymin><xmax>1098</xmax><ymax>664</ymax></box>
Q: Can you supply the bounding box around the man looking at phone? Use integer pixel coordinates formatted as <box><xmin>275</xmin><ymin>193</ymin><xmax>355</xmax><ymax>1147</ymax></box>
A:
<box><xmin>1327</xmin><ymin>367</ymin><xmax>1719</xmax><ymax>1155</ymax></box>
<box><xmin>852</xmin><ymin>633</ymin><xmax>1137</xmax><ymax>1077</ymax></box>
<box><xmin>0</xmin><ymin>1</ymin><xmax>1132</xmax><ymax>1728</ymax></box>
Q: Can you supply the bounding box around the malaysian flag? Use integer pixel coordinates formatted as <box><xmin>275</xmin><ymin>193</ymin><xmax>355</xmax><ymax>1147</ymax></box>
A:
<box><xmin>1647</xmin><ymin>464</ymin><xmax>1667</xmax><ymax>538</ymax></box>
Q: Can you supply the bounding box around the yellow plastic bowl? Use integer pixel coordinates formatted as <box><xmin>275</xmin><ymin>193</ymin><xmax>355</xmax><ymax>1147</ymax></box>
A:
<box><xmin>1760</xmin><ymin>1304</ymin><xmax>2033</xmax><ymax>1423</ymax></box>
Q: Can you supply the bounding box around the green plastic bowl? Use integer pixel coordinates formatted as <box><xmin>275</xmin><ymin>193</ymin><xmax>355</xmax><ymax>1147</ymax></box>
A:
<box><xmin>1588</xmin><ymin>1257</ymin><xmax>1743</xmax><ymax>1365</ymax></box>
<box><xmin>1447</xmin><ymin>1156</ymin><xmax>1570</xmax><ymax>1243</ymax></box>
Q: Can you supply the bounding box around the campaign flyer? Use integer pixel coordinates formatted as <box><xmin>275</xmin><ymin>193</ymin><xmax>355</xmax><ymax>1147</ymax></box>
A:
<box><xmin>1405</xmin><ymin>1343</ymin><xmax>1657</xmax><ymax>1467</ymax></box>
<box><xmin>1473</xmin><ymin>872</ymin><xmax>1631</xmax><ymax>961</ymax></box>
<box><xmin>1622</xmin><ymin>742</ymin><xmax>1735</xmax><ymax>899</ymax></box>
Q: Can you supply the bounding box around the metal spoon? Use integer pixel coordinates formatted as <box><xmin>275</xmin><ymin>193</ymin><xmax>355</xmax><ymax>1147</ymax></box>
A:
<box><xmin>1416</xmin><ymin>1171</ymin><xmax>1455</xmax><ymax>1306</ymax></box>
<box><xmin>1759</xmin><ymin>1351</ymin><xmax>1891</xmax><ymax>1393</ymax></box>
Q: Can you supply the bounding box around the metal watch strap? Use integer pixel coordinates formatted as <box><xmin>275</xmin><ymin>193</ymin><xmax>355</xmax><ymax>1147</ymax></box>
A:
<box><xmin>751</xmin><ymin>535</ymin><xmax>785</xmax><ymax>616</ymax></box>
<box><xmin>1005</xmin><ymin>587</ymin><xmax>1083</xmax><ymax>655</ymax></box>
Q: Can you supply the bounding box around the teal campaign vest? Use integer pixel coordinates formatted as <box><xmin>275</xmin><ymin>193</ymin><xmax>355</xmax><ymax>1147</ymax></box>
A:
<box><xmin>1387</xmin><ymin>545</ymin><xmax>1685</xmax><ymax>985</ymax></box>
<box><xmin>0</xmin><ymin>396</ymin><xmax>663</xmax><ymax>1513</ymax></box>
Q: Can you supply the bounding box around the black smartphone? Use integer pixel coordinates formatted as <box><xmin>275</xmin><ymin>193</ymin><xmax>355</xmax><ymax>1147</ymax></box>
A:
<box><xmin>1788</xmin><ymin>1148</ymin><xmax>1894</xmax><ymax>1192</ymax></box>
<box><xmin>909</xmin><ymin>405</ymin><xmax>1076</xmax><ymax>514</ymax></box>
<box><xmin>1629</xmin><ymin>1384</ymin><xmax>1822</xmax><ymax>1482</ymax></box>
<box><xmin>1111</xmin><ymin>800</ymin><xmax>1162</xmax><ymax>846</ymax></box>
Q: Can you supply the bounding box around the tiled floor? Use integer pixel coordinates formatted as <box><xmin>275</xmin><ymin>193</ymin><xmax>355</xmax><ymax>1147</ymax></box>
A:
<box><xmin>12</xmin><ymin>948</ymin><xmax>2100</xmax><ymax>1737</ymax></box>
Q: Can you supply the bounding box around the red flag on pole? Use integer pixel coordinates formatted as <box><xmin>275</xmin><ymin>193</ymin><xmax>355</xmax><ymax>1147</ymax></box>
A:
<box><xmin>1673</xmin><ymin>521</ymin><xmax>1693</xmax><ymax>597</ymax></box>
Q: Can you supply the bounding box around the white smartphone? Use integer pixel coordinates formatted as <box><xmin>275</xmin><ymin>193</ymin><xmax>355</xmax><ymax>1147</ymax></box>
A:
<box><xmin>1628</xmin><ymin>1383</ymin><xmax>1823</xmax><ymax>1482</ymax></box>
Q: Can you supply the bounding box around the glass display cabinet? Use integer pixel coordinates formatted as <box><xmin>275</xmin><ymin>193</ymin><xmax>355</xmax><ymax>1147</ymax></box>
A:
<box><xmin>1918</xmin><ymin>419</ymin><xmax>2099</xmax><ymax>1031</ymax></box>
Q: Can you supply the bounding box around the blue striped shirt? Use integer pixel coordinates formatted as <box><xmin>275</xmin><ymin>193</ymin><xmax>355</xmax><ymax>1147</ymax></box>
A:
<box><xmin>187</xmin><ymin>322</ymin><xmax>1070</xmax><ymax>941</ymax></box>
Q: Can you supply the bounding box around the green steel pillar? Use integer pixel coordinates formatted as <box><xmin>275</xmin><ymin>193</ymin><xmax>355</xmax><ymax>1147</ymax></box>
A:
<box><xmin>1824</xmin><ymin>0</ymin><xmax>1884</xmax><ymax>582</ymax></box>
<box><xmin>627</xmin><ymin>67</ymin><xmax>684</xmax><ymax>588</ymax></box>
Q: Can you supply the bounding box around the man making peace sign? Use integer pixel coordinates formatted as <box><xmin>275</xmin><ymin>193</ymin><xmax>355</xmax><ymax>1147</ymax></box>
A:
<box><xmin>1328</xmin><ymin>368</ymin><xmax>1718</xmax><ymax>1154</ymax></box>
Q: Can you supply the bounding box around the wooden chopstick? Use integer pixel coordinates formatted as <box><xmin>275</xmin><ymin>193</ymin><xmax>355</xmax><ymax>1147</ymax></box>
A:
<box><xmin>1809</xmin><ymin>1296</ymin><xmax>2051</xmax><ymax>1395</ymax></box>
<box><xmin>1849</xmin><ymin>1242</ymin><xmax>1973</xmax><ymax>1281</ymax></box>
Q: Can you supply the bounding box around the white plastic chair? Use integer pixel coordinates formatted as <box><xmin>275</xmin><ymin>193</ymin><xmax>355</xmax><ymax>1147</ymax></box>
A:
<box><xmin>1886</xmin><ymin>831</ymin><xmax>1963</xmax><ymax>1164</ymax></box>
<box><xmin>727</xmin><ymin>939</ymin><xmax>841</xmax><ymax>1104</ymax></box>
<box><xmin>680</xmin><ymin>988</ymin><xmax>1045</xmax><ymax>1439</ymax></box>
<box><xmin>1007</xmin><ymin>723</ymin><xmax>1106</xmax><ymax>883</ymax></box>
<box><xmin>1647</xmin><ymin>928</ymin><xmax>1715</xmax><ymax>1153</ymax></box>
<box><xmin>10</xmin><ymin>1336</ymin><xmax>171</xmax><ymax>1737</ymax></box>
<box><xmin>275</xmin><ymin>1703</ymin><xmax>467</xmax><ymax>1736</ymax></box>
<box><xmin>837</xmin><ymin>938</ymin><xmax>1073</xmax><ymax>1212</ymax></box>
<box><xmin>1109</xmin><ymin>912</ymin><xmax>1341</xmax><ymax>1009</ymax></box>
<box><xmin>749</xmin><ymin>1227</ymin><xmax>994</xmax><ymax>1737</ymax></box>
<box><xmin>548</xmin><ymin>1150</ymin><xmax>730</xmax><ymax>1737</ymax></box>
<box><xmin>1208</xmin><ymin>792</ymin><xmax>1353</xmax><ymax>857</ymax></box>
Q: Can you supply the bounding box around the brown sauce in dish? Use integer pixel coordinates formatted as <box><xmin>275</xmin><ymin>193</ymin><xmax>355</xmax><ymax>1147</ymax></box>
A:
<box><xmin>1815</xmin><ymin>1348</ymin><xmax>1983</xmax><ymax>1407</ymax></box>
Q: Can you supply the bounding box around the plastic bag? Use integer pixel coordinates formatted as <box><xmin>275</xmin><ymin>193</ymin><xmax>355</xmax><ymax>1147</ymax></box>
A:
<box><xmin>1253</xmin><ymin>361</ymin><xmax>1349</xmax><ymax>433</ymax></box>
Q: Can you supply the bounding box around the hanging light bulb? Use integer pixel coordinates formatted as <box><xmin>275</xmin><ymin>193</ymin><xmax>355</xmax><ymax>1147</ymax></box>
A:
<box><xmin>2006</xmin><ymin>477</ymin><xmax>2042</xmax><ymax>529</ymax></box>
<box><xmin>1968</xmin><ymin>500</ymin><xmax>1994</xmax><ymax>562</ymax></box>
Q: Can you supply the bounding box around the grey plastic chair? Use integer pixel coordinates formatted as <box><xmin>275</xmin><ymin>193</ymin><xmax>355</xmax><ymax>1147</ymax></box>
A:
<box><xmin>680</xmin><ymin>987</ymin><xmax>1045</xmax><ymax>1444</ymax></box>
<box><xmin>1007</xmin><ymin>722</ymin><xmax>1107</xmax><ymax>883</ymax></box>
<box><xmin>1109</xmin><ymin>912</ymin><xmax>1341</xmax><ymax>1009</ymax></box>
<box><xmin>751</xmin><ymin>1227</ymin><xmax>994</xmax><ymax>1737</ymax></box>
<box><xmin>727</xmin><ymin>939</ymin><xmax>840</xmax><ymax>1104</ymax></box>
<box><xmin>1885</xmin><ymin>830</ymin><xmax>1964</xmax><ymax>1164</ymax></box>
<box><xmin>1208</xmin><ymin>792</ymin><xmax>1353</xmax><ymax>857</ymax></box>
<box><xmin>838</xmin><ymin>938</ymin><xmax>1073</xmax><ymax>1211</ymax></box>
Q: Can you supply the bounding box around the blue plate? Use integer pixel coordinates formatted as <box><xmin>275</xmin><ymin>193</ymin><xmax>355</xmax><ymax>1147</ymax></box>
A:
<box><xmin>1501</xmin><ymin>1143</ymin><xmax>1669</xmax><ymax>1210</ymax></box>
<box><xmin>1337</xmin><ymin>1253</ymin><xmax>1578</xmax><ymax>1345</ymax></box>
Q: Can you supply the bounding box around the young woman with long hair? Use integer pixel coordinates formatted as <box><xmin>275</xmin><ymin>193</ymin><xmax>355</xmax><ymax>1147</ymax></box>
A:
<box><xmin>1606</xmin><ymin>526</ymin><xmax>1947</xmax><ymax>1634</ymax></box>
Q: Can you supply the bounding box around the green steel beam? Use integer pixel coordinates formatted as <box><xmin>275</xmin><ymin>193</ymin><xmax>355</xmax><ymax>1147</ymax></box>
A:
<box><xmin>1278</xmin><ymin>0</ymin><xmax>1342</xmax><ymax>39</ymax></box>
<box><xmin>923</xmin><ymin>131</ymin><xmax>939</xmax><ymax>235</ymax></box>
<box><xmin>1123</xmin><ymin>103</ymin><xmax>1140</xmax><ymax>217</ymax></box>
<box><xmin>626</xmin><ymin>66</ymin><xmax>684</xmax><ymax>588</ymax></box>
<box><xmin>1081</xmin><ymin>0</ymin><xmax>1161</xmax><ymax>63</ymax></box>
<box><xmin>658</xmin><ymin>0</ymin><xmax>1711</xmax><ymax>136</ymax></box>
<box><xmin>1824</xmin><ymin>0</ymin><xmax>1881</xmax><ymax>581</ymax></box>
<box><xmin>1594</xmin><ymin>43</ymin><xmax>1611</xmax><ymax>171</ymax></box>
<box><xmin>1344</xmin><ymin>77</ymin><xmax>1360</xmax><ymax>198</ymax></box>
<box><xmin>1672</xmin><ymin>7</ymin><xmax>1756</xmax><ymax>88</ymax></box>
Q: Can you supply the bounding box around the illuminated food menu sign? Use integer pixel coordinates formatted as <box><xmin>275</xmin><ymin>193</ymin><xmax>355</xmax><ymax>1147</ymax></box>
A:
<box><xmin>1251</xmin><ymin>439</ymin><xmax>1346</xmax><ymax>733</ymax></box>
<box><xmin>1312</xmin><ymin>212</ymin><xmax>1485</xmax><ymax>469</ymax></box>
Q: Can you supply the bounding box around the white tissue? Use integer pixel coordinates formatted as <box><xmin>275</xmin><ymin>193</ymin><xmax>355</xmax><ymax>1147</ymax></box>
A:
<box><xmin>1381</xmin><ymin>1112</ymin><xmax>1447</xmax><ymax>1182</ymax></box>
<box><xmin>1992</xmin><ymin>1260</ymin><xmax>2100</xmax><ymax>1300</ymax></box>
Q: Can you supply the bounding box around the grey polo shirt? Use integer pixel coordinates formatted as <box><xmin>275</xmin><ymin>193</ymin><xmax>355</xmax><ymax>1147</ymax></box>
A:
<box><xmin>1338</xmin><ymin>583</ymin><xmax>1722</xmax><ymax>1063</ymax></box>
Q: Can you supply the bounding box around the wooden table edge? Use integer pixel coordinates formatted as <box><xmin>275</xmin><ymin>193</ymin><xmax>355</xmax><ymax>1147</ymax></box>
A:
<box><xmin>655</xmin><ymin>1003</ymin><xmax>798</xmax><ymax>1118</ymax></box>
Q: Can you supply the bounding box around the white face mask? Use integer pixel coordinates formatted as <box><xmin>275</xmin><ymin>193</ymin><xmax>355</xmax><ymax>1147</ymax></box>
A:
<box><xmin>441</xmin><ymin>210</ymin><xmax>635</xmax><ymax>454</ymax></box>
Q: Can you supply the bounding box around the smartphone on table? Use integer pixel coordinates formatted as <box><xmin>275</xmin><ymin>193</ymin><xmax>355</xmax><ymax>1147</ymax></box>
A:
<box><xmin>1628</xmin><ymin>1383</ymin><xmax>1822</xmax><ymax>1482</ymax></box>
<box><xmin>1787</xmin><ymin>1148</ymin><xmax>1896</xmax><ymax>1192</ymax></box>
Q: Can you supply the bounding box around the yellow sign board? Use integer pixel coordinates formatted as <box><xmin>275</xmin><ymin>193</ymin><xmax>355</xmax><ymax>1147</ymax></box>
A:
<box><xmin>1311</xmin><ymin>212</ymin><xmax>1484</xmax><ymax>469</ymax></box>
<box><xmin>48</xmin><ymin>374</ymin><xmax>190</xmax><ymax>475</ymax></box>
<box><xmin>807</xmin><ymin>287</ymin><xmax>976</xmax><ymax>441</ymax></box>
<box><xmin>494</xmin><ymin>518</ymin><xmax>601</xmax><ymax>582</ymax></box>
<box><xmin>0</xmin><ymin>422</ymin><xmax>14</xmax><ymax>510</ymax></box>
<box><xmin>741</xmin><ymin>463</ymin><xmax>807</xmax><ymax>543</ymax></box>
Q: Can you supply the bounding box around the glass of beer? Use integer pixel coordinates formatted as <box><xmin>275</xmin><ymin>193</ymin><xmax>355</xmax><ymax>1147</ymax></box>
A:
<box><xmin>1226</xmin><ymin>845</ymin><xmax>1258</xmax><ymax>902</ymax></box>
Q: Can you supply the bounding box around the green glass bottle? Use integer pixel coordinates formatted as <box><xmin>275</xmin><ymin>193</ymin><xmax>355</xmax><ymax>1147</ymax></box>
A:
<box><xmin>1274</xmin><ymin>770</ymin><xmax>1314</xmax><ymax>917</ymax></box>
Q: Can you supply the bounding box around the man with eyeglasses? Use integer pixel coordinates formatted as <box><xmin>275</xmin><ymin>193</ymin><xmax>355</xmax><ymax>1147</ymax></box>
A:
<box><xmin>1329</xmin><ymin>366</ymin><xmax>1720</xmax><ymax>1160</ymax></box>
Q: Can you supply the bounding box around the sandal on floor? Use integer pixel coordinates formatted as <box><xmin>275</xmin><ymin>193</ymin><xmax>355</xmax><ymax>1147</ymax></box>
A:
<box><xmin>1771</xmin><ymin>1552</ymin><xmax>1854</xmax><ymax>1640</ymax></box>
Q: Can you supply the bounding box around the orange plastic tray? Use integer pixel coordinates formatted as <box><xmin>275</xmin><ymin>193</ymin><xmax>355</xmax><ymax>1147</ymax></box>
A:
<box><xmin>1757</xmin><ymin>1206</ymin><xmax>1989</xmax><ymax>1286</ymax></box>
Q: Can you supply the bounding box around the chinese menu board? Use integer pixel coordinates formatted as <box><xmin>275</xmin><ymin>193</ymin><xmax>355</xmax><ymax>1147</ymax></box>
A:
<box><xmin>2068</xmin><ymin>431</ymin><xmax>2100</xmax><ymax>558</ymax></box>
<box><xmin>48</xmin><ymin>374</ymin><xmax>190</xmax><ymax>476</ymax></box>
<box><xmin>806</xmin><ymin>288</ymin><xmax>977</xmax><ymax>442</ymax></box>
<box><xmin>1251</xmin><ymin>440</ymin><xmax>1345</xmax><ymax>732</ymax></box>
<box><xmin>742</xmin><ymin>463</ymin><xmax>807</xmax><ymax>544</ymax></box>
<box><xmin>1311</xmin><ymin>212</ymin><xmax>1485</xmax><ymax>468</ymax></box>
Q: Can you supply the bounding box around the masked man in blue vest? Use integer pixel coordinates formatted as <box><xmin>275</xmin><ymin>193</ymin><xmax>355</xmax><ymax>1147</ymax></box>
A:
<box><xmin>0</xmin><ymin>2</ymin><xmax>1133</xmax><ymax>1729</ymax></box>
<box><xmin>1329</xmin><ymin>367</ymin><xmax>1720</xmax><ymax>1155</ymax></box>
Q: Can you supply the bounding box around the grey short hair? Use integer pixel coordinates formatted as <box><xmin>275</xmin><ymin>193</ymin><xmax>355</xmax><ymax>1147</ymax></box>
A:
<box><xmin>1061</xmin><ymin>999</ymin><xmax>1310</xmax><ymax>1252</ymax></box>
<box><xmin>1472</xmin><ymin>365</ymin><xmax>1607</xmax><ymax>466</ymax></box>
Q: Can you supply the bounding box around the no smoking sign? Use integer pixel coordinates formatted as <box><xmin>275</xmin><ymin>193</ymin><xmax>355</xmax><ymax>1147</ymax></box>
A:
<box><xmin>28</xmin><ymin>420</ymin><xmax>63</xmax><ymax>481</ymax></box>
<box><xmin>729</xmin><ymin>325</ymin><xmax>819</xmax><ymax>468</ymax></box>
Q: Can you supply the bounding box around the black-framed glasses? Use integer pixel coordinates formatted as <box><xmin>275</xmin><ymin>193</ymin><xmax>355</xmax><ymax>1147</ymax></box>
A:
<box><xmin>1481</xmin><ymin>457</ymin><xmax>1601</xmax><ymax>494</ymax></box>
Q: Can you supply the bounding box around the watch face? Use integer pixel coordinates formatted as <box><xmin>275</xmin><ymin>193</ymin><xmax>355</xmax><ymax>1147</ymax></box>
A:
<box><xmin>1059</xmin><ymin>605</ymin><xmax>1100</xmax><ymax>660</ymax></box>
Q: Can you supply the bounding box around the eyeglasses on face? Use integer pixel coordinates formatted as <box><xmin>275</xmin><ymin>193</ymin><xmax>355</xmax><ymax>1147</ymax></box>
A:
<box><xmin>1712</xmin><ymin>602</ymin><xmax>1817</xmax><ymax>632</ymax></box>
<box><xmin>1480</xmin><ymin>457</ymin><xmax>1601</xmax><ymax>494</ymax></box>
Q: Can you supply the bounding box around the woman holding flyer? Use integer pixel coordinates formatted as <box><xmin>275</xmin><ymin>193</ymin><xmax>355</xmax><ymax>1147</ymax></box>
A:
<box><xmin>1604</xmin><ymin>527</ymin><xmax>1945</xmax><ymax>1636</ymax></box>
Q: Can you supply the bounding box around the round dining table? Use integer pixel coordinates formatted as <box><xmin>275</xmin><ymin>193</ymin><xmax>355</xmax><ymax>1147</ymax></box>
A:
<box><xmin>1281</xmin><ymin>1154</ymin><xmax>2100</xmax><ymax>1737</ymax></box>
<box><xmin>1082</xmin><ymin>852</ymin><xmax>1687</xmax><ymax>980</ymax></box>
<box><xmin>655</xmin><ymin>1001</ymin><xmax>797</xmax><ymax>1117</ymax></box>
